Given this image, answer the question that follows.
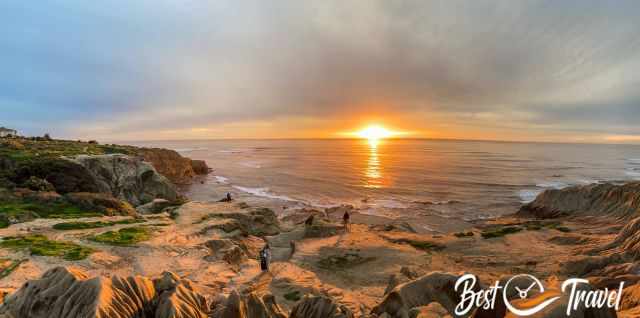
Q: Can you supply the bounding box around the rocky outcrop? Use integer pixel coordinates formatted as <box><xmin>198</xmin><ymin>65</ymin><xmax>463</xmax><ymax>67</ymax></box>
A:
<box><xmin>289</xmin><ymin>295</ymin><xmax>353</xmax><ymax>318</ymax></box>
<box><xmin>70</xmin><ymin>154</ymin><xmax>181</xmax><ymax>206</ymax></box>
<box><xmin>0</xmin><ymin>267</ymin><xmax>207</xmax><ymax>318</ymax></box>
<box><xmin>14</xmin><ymin>158</ymin><xmax>103</xmax><ymax>194</ymax></box>
<box><xmin>136</xmin><ymin>198</ymin><xmax>173</xmax><ymax>214</ymax></box>
<box><xmin>203</xmin><ymin>208</ymin><xmax>281</xmax><ymax>237</ymax></box>
<box><xmin>610</xmin><ymin>215</ymin><xmax>640</xmax><ymax>259</ymax></box>
<box><xmin>210</xmin><ymin>291</ymin><xmax>287</xmax><ymax>318</ymax></box>
<box><xmin>518</xmin><ymin>182</ymin><xmax>640</xmax><ymax>219</ymax></box>
<box><xmin>372</xmin><ymin>272</ymin><xmax>472</xmax><ymax>318</ymax></box>
<box><xmin>137</xmin><ymin>148</ymin><xmax>197</xmax><ymax>185</ymax></box>
<box><xmin>303</xmin><ymin>219</ymin><xmax>342</xmax><ymax>238</ymax></box>
<box><xmin>65</xmin><ymin>192</ymin><xmax>136</xmax><ymax>216</ymax></box>
<box><xmin>190</xmin><ymin>160</ymin><xmax>210</xmax><ymax>175</ymax></box>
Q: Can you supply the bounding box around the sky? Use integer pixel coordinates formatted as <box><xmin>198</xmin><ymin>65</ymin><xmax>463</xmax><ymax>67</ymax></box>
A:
<box><xmin>1</xmin><ymin>0</ymin><xmax>640</xmax><ymax>143</ymax></box>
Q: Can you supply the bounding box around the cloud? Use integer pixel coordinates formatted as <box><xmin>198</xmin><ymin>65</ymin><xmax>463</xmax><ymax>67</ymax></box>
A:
<box><xmin>1</xmin><ymin>0</ymin><xmax>639</xmax><ymax>141</ymax></box>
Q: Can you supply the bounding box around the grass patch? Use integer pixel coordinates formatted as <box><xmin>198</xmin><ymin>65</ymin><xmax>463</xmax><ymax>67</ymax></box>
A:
<box><xmin>481</xmin><ymin>226</ymin><xmax>523</xmax><ymax>239</ymax></box>
<box><xmin>0</xmin><ymin>235</ymin><xmax>94</xmax><ymax>260</ymax></box>
<box><xmin>91</xmin><ymin>226</ymin><xmax>152</xmax><ymax>246</ymax></box>
<box><xmin>454</xmin><ymin>231</ymin><xmax>474</xmax><ymax>238</ymax></box>
<box><xmin>283</xmin><ymin>290</ymin><xmax>302</xmax><ymax>302</ymax></box>
<box><xmin>0</xmin><ymin>259</ymin><xmax>27</xmax><ymax>279</ymax></box>
<box><xmin>0</xmin><ymin>201</ymin><xmax>102</xmax><ymax>219</ymax></box>
<box><xmin>0</xmin><ymin>138</ymin><xmax>138</xmax><ymax>164</ymax></box>
<box><xmin>53</xmin><ymin>218</ymin><xmax>145</xmax><ymax>230</ymax></box>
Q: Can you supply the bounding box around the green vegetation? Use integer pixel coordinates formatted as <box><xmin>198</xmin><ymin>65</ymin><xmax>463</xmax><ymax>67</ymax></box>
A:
<box><xmin>454</xmin><ymin>231</ymin><xmax>474</xmax><ymax>238</ymax></box>
<box><xmin>481</xmin><ymin>226</ymin><xmax>523</xmax><ymax>239</ymax></box>
<box><xmin>283</xmin><ymin>290</ymin><xmax>302</xmax><ymax>302</ymax></box>
<box><xmin>0</xmin><ymin>137</ymin><xmax>137</xmax><ymax>164</ymax></box>
<box><xmin>0</xmin><ymin>235</ymin><xmax>95</xmax><ymax>260</ymax></box>
<box><xmin>0</xmin><ymin>201</ymin><xmax>102</xmax><ymax>219</ymax></box>
<box><xmin>53</xmin><ymin>218</ymin><xmax>145</xmax><ymax>230</ymax></box>
<box><xmin>0</xmin><ymin>258</ymin><xmax>27</xmax><ymax>279</ymax></box>
<box><xmin>91</xmin><ymin>226</ymin><xmax>152</xmax><ymax>246</ymax></box>
<box><xmin>480</xmin><ymin>221</ymin><xmax>571</xmax><ymax>239</ymax></box>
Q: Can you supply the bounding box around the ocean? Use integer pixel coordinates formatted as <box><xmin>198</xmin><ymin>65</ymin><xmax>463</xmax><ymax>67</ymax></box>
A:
<box><xmin>132</xmin><ymin>139</ymin><xmax>640</xmax><ymax>223</ymax></box>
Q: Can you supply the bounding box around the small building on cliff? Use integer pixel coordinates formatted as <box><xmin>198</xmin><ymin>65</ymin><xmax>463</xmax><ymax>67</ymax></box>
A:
<box><xmin>0</xmin><ymin>127</ymin><xmax>17</xmax><ymax>137</ymax></box>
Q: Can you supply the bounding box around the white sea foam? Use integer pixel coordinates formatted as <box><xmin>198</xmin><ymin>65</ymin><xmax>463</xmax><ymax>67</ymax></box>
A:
<box><xmin>232</xmin><ymin>186</ymin><xmax>296</xmax><ymax>202</ymax></box>
<box><xmin>213</xmin><ymin>176</ymin><xmax>229</xmax><ymax>184</ymax></box>
<box><xmin>368</xmin><ymin>199</ymin><xmax>410</xmax><ymax>209</ymax></box>
<box><xmin>239</xmin><ymin>161</ymin><xmax>262</xmax><ymax>168</ymax></box>
<box><xmin>535</xmin><ymin>181</ymin><xmax>569</xmax><ymax>189</ymax></box>
<box><xmin>518</xmin><ymin>189</ymin><xmax>543</xmax><ymax>203</ymax></box>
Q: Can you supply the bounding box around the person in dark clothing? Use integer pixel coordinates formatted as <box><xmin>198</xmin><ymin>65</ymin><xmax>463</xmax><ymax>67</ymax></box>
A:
<box><xmin>304</xmin><ymin>215</ymin><xmax>315</xmax><ymax>226</ymax></box>
<box><xmin>219</xmin><ymin>192</ymin><xmax>233</xmax><ymax>202</ymax></box>
<box><xmin>259</xmin><ymin>243</ymin><xmax>271</xmax><ymax>271</ymax></box>
<box><xmin>343</xmin><ymin>211</ymin><xmax>350</xmax><ymax>232</ymax></box>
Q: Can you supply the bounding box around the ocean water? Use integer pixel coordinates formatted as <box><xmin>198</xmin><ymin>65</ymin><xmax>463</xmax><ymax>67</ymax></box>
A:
<box><xmin>132</xmin><ymin>139</ymin><xmax>640</xmax><ymax>221</ymax></box>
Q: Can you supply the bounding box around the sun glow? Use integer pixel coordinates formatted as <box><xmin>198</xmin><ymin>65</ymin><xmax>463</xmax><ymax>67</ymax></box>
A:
<box><xmin>356</xmin><ymin>125</ymin><xmax>395</xmax><ymax>141</ymax></box>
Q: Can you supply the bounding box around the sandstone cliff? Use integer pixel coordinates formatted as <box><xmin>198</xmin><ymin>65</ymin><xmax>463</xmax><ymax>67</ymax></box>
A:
<box><xmin>518</xmin><ymin>182</ymin><xmax>640</xmax><ymax>219</ymax></box>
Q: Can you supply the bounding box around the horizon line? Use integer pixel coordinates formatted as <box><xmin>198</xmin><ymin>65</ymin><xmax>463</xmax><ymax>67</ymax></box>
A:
<box><xmin>103</xmin><ymin>136</ymin><xmax>640</xmax><ymax>147</ymax></box>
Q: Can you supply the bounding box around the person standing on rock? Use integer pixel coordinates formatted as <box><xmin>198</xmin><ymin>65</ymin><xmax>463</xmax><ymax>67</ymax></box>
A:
<box><xmin>343</xmin><ymin>210</ymin><xmax>351</xmax><ymax>232</ymax></box>
<box><xmin>260</xmin><ymin>243</ymin><xmax>271</xmax><ymax>271</ymax></box>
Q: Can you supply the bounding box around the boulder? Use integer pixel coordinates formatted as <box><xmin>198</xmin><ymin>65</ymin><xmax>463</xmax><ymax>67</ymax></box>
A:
<box><xmin>70</xmin><ymin>154</ymin><xmax>181</xmax><ymax>206</ymax></box>
<box><xmin>136</xmin><ymin>199</ymin><xmax>173</xmax><ymax>214</ymax></box>
<box><xmin>190</xmin><ymin>160</ymin><xmax>210</xmax><ymax>175</ymax></box>
<box><xmin>0</xmin><ymin>267</ymin><xmax>208</xmax><ymax>318</ymax></box>
<box><xmin>137</xmin><ymin>148</ymin><xmax>196</xmax><ymax>185</ymax></box>
<box><xmin>289</xmin><ymin>295</ymin><xmax>354</xmax><ymax>318</ymax></box>
<box><xmin>65</xmin><ymin>192</ymin><xmax>136</xmax><ymax>216</ymax></box>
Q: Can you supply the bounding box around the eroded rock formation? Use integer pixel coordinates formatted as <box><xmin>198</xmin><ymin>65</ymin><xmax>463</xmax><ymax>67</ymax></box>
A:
<box><xmin>0</xmin><ymin>267</ymin><xmax>207</xmax><ymax>318</ymax></box>
<box><xmin>519</xmin><ymin>182</ymin><xmax>640</xmax><ymax>219</ymax></box>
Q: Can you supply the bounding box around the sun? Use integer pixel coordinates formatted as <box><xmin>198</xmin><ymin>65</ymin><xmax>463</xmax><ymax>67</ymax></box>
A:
<box><xmin>356</xmin><ymin>125</ymin><xmax>394</xmax><ymax>141</ymax></box>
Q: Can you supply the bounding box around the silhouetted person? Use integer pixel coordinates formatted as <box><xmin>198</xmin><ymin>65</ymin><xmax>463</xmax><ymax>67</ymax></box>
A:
<box><xmin>259</xmin><ymin>243</ymin><xmax>271</xmax><ymax>271</ymax></box>
<box><xmin>219</xmin><ymin>192</ymin><xmax>233</xmax><ymax>202</ymax></box>
<box><xmin>343</xmin><ymin>211</ymin><xmax>351</xmax><ymax>232</ymax></box>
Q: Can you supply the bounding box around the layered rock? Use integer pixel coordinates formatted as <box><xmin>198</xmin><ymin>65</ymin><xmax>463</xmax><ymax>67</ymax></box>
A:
<box><xmin>0</xmin><ymin>267</ymin><xmax>207</xmax><ymax>318</ymax></box>
<box><xmin>70</xmin><ymin>154</ymin><xmax>181</xmax><ymax>206</ymax></box>
<box><xmin>210</xmin><ymin>291</ymin><xmax>287</xmax><ymax>318</ymax></box>
<box><xmin>202</xmin><ymin>208</ymin><xmax>281</xmax><ymax>237</ymax></box>
<box><xmin>289</xmin><ymin>295</ymin><xmax>353</xmax><ymax>318</ymax></box>
<box><xmin>518</xmin><ymin>182</ymin><xmax>640</xmax><ymax>219</ymax></box>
